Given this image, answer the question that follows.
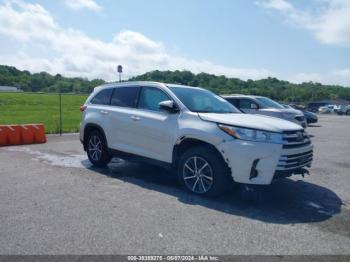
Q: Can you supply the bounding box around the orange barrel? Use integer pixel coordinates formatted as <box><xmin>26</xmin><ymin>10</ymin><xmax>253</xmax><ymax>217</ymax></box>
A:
<box><xmin>20</xmin><ymin>125</ymin><xmax>35</xmax><ymax>144</ymax></box>
<box><xmin>32</xmin><ymin>124</ymin><xmax>46</xmax><ymax>143</ymax></box>
<box><xmin>0</xmin><ymin>126</ymin><xmax>8</xmax><ymax>146</ymax></box>
<box><xmin>7</xmin><ymin>125</ymin><xmax>22</xmax><ymax>145</ymax></box>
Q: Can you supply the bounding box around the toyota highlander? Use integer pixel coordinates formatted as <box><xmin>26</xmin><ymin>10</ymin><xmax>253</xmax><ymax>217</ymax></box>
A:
<box><xmin>80</xmin><ymin>82</ymin><xmax>313</xmax><ymax>197</ymax></box>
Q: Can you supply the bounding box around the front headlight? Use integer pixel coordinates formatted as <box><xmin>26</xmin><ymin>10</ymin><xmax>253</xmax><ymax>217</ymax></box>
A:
<box><xmin>218</xmin><ymin>124</ymin><xmax>283</xmax><ymax>144</ymax></box>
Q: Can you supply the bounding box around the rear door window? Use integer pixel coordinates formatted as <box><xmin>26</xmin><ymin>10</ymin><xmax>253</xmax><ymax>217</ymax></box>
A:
<box><xmin>90</xmin><ymin>88</ymin><xmax>113</xmax><ymax>105</ymax></box>
<box><xmin>110</xmin><ymin>86</ymin><xmax>140</xmax><ymax>108</ymax></box>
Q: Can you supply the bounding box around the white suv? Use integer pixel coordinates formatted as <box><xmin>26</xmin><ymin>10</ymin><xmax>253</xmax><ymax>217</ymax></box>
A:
<box><xmin>80</xmin><ymin>82</ymin><xmax>313</xmax><ymax>196</ymax></box>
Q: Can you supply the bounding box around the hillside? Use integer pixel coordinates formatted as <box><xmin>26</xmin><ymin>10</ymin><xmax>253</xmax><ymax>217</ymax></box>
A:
<box><xmin>131</xmin><ymin>70</ymin><xmax>350</xmax><ymax>103</ymax></box>
<box><xmin>1</xmin><ymin>65</ymin><xmax>350</xmax><ymax>103</ymax></box>
<box><xmin>0</xmin><ymin>65</ymin><xmax>105</xmax><ymax>94</ymax></box>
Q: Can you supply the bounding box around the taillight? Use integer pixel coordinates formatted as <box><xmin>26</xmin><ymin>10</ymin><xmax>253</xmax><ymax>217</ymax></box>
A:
<box><xmin>80</xmin><ymin>105</ymin><xmax>87</xmax><ymax>112</ymax></box>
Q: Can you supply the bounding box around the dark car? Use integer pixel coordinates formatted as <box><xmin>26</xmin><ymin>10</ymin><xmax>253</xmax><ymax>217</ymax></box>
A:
<box><xmin>284</xmin><ymin>104</ymin><xmax>318</xmax><ymax>124</ymax></box>
<box><xmin>303</xmin><ymin>110</ymin><xmax>318</xmax><ymax>124</ymax></box>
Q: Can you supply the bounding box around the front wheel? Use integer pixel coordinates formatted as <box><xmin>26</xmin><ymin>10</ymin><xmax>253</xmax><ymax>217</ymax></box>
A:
<box><xmin>86</xmin><ymin>130</ymin><xmax>111</xmax><ymax>167</ymax></box>
<box><xmin>178</xmin><ymin>145</ymin><xmax>233</xmax><ymax>197</ymax></box>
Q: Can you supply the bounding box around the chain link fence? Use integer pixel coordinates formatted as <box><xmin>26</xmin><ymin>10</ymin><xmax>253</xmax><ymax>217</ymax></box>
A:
<box><xmin>0</xmin><ymin>91</ymin><xmax>89</xmax><ymax>134</ymax></box>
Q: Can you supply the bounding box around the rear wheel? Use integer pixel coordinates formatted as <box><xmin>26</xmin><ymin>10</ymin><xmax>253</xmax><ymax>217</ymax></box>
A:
<box><xmin>86</xmin><ymin>130</ymin><xmax>111</xmax><ymax>167</ymax></box>
<box><xmin>178</xmin><ymin>145</ymin><xmax>233</xmax><ymax>197</ymax></box>
<box><xmin>346</xmin><ymin>110</ymin><xmax>350</xmax><ymax>115</ymax></box>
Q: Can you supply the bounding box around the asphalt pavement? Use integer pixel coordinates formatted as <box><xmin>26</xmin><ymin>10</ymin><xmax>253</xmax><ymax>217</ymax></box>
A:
<box><xmin>0</xmin><ymin>115</ymin><xmax>349</xmax><ymax>255</ymax></box>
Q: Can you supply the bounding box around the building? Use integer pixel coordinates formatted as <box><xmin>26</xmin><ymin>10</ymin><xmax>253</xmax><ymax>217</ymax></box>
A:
<box><xmin>0</xmin><ymin>86</ymin><xmax>21</xmax><ymax>92</ymax></box>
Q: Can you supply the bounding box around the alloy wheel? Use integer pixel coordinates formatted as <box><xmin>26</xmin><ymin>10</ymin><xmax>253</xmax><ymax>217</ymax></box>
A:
<box><xmin>88</xmin><ymin>135</ymin><xmax>102</xmax><ymax>161</ymax></box>
<box><xmin>182</xmin><ymin>156</ymin><xmax>214</xmax><ymax>194</ymax></box>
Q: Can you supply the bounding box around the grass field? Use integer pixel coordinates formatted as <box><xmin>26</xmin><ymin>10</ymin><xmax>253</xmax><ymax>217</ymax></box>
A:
<box><xmin>0</xmin><ymin>92</ymin><xmax>88</xmax><ymax>133</ymax></box>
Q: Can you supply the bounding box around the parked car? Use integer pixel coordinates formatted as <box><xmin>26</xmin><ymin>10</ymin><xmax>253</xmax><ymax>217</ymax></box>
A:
<box><xmin>303</xmin><ymin>111</ymin><xmax>318</xmax><ymax>124</ymax></box>
<box><xmin>283</xmin><ymin>105</ymin><xmax>318</xmax><ymax>124</ymax></box>
<box><xmin>336</xmin><ymin>105</ymin><xmax>350</xmax><ymax>115</ymax></box>
<box><xmin>307</xmin><ymin>102</ymin><xmax>329</xmax><ymax>113</ymax></box>
<box><xmin>79</xmin><ymin>82</ymin><xmax>313</xmax><ymax>197</ymax></box>
<box><xmin>318</xmin><ymin>105</ymin><xmax>336</xmax><ymax>114</ymax></box>
<box><xmin>222</xmin><ymin>95</ymin><xmax>307</xmax><ymax>128</ymax></box>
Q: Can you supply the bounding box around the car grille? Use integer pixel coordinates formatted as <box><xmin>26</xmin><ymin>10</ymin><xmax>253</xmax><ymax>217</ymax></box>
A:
<box><xmin>282</xmin><ymin>130</ymin><xmax>311</xmax><ymax>149</ymax></box>
<box><xmin>277</xmin><ymin>150</ymin><xmax>313</xmax><ymax>170</ymax></box>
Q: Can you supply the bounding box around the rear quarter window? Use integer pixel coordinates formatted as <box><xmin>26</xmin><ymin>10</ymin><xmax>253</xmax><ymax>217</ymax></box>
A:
<box><xmin>90</xmin><ymin>88</ymin><xmax>113</xmax><ymax>105</ymax></box>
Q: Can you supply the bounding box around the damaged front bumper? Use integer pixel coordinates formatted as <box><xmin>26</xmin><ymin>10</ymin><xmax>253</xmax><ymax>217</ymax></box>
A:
<box><xmin>218</xmin><ymin>140</ymin><xmax>313</xmax><ymax>185</ymax></box>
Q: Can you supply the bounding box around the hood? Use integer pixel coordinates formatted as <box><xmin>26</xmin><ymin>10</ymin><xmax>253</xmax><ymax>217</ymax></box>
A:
<box><xmin>198</xmin><ymin>113</ymin><xmax>303</xmax><ymax>133</ymax></box>
<box><xmin>304</xmin><ymin>111</ymin><xmax>317</xmax><ymax>118</ymax></box>
<box><xmin>260</xmin><ymin>108</ymin><xmax>304</xmax><ymax>116</ymax></box>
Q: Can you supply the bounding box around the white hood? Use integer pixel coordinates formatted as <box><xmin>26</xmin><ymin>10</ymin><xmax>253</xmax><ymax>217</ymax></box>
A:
<box><xmin>198</xmin><ymin>113</ymin><xmax>303</xmax><ymax>133</ymax></box>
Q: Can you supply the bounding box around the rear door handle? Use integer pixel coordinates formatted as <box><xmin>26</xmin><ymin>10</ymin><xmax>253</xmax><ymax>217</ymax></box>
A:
<box><xmin>100</xmin><ymin>110</ymin><xmax>109</xmax><ymax>115</ymax></box>
<box><xmin>131</xmin><ymin>115</ymin><xmax>141</xmax><ymax>121</ymax></box>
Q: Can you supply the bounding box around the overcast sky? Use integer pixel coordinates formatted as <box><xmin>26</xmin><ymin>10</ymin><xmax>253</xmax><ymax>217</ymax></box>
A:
<box><xmin>0</xmin><ymin>0</ymin><xmax>349</xmax><ymax>86</ymax></box>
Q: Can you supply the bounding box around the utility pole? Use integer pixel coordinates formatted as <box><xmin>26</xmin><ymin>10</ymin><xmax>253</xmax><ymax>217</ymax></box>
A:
<box><xmin>59</xmin><ymin>87</ymin><xmax>62</xmax><ymax>136</ymax></box>
<box><xmin>117</xmin><ymin>65</ymin><xmax>123</xmax><ymax>82</ymax></box>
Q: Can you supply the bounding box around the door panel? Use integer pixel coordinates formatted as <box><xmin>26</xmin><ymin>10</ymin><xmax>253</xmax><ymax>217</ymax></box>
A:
<box><xmin>88</xmin><ymin>88</ymin><xmax>114</xmax><ymax>144</ymax></box>
<box><xmin>126</xmin><ymin>109</ymin><xmax>178</xmax><ymax>162</ymax></box>
<box><xmin>122</xmin><ymin>86</ymin><xmax>178</xmax><ymax>162</ymax></box>
<box><xmin>108</xmin><ymin>106</ymin><xmax>147</xmax><ymax>153</ymax></box>
<box><xmin>107</xmin><ymin>85</ymin><xmax>178</xmax><ymax>163</ymax></box>
<box><xmin>107</xmin><ymin>86</ymin><xmax>141</xmax><ymax>152</ymax></box>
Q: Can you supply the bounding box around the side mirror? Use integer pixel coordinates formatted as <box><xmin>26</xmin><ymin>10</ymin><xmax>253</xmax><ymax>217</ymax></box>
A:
<box><xmin>250</xmin><ymin>103</ymin><xmax>258</xmax><ymax>110</ymax></box>
<box><xmin>159</xmin><ymin>100</ymin><xmax>179</xmax><ymax>113</ymax></box>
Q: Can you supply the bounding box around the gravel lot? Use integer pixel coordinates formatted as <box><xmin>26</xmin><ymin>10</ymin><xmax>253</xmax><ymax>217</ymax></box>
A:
<box><xmin>0</xmin><ymin>115</ymin><xmax>350</xmax><ymax>255</ymax></box>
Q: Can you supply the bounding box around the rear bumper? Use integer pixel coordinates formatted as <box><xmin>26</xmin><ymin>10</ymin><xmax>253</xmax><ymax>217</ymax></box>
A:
<box><xmin>79</xmin><ymin>123</ymin><xmax>85</xmax><ymax>147</ymax></box>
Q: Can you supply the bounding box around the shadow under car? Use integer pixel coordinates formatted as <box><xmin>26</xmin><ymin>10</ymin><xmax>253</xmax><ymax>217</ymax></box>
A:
<box><xmin>85</xmin><ymin>158</ymin><xmax>343</xmax><ymax>225</ymax></box>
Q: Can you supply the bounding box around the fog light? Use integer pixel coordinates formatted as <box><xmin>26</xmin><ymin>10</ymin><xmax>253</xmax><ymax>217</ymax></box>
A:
<box><xmin>249</xmin><ymin>159</ymin><xmax>259</xmax><ymax>180</ymax></box>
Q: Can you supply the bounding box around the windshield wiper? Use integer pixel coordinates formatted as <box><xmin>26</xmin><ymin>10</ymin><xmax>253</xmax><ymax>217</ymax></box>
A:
<box><xmin>195</xmin><ymin>110</ymin><xmax>213</xmax><ymax>113</ymax></box>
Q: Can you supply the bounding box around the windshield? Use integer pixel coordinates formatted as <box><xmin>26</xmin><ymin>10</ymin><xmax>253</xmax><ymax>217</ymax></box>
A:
<box><xmin>256</xmin><ymin>97</ymin><xmax>285</xmax><ymax>109</ymax></box>
<box><xmin>168</xmin><ymin>85</ymin><xmax>239</xmax><ymax>113</ymax></box>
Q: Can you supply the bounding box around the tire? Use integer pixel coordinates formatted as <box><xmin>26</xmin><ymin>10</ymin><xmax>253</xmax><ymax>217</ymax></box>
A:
<box><xmin>177</xmin><ymin>145</ymin><xmax>233</xmax><ymax>197</ymax></box>
<box><xmin>86</xmin><ymin>130</ymin><xmax>111</xmax><ymax>167</ymax></box>
<box><xmin>346</xmin><ymin>110</ymin><xmax>350</xmax><ymax>116</ymax></box>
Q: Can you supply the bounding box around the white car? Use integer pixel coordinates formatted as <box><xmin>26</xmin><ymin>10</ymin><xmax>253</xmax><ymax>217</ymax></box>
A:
<box><xmin>319</xmin><ymin>105</ymin><xmax>336</xmax><ymax>114</ymax></box>
<box><xmin>79</xmin><ymin>82</ymin><xmax>313</xmax><ymax>197</ymax></box>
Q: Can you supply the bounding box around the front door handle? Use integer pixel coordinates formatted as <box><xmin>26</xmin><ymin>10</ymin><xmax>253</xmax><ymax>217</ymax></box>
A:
<box><xmin>131</xmin><ymin>115</ymin><xmax>141</xmax><ymax>121</ymax></box>
<box><xmin>100</xmin><ymin>110</ymin><xmax>109</xmax><ymax>115</ymax></box>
